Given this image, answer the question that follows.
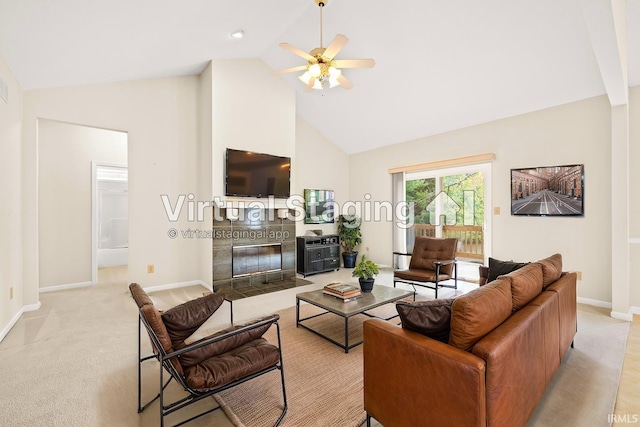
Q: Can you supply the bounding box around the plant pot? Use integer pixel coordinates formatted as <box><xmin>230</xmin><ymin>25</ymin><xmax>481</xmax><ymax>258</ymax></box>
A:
<box><xmin>359</xmin><ymin>278</ymin><xmax>375</xmax><ymax>293</ymax></box>
<box><xmin>342</xmin><ymin>251</ymin><xmax>358</xmax><ymax>268</ymax></box>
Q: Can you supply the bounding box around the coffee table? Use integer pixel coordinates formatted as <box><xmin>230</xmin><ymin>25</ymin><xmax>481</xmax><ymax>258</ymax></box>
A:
<box><xmin>296</xmin><ymin>285</ymin><xmax>414</xmax><ymax>353</ymax></box>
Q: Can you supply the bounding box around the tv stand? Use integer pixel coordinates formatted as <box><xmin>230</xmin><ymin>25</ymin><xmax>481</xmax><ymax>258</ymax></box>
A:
<box><xmin>296</xmin><ymin>234</ymin><xmax>340</xmax><ymax>277</ymax></box>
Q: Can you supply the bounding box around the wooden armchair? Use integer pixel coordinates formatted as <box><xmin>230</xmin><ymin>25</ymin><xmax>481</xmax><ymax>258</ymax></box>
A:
<box><xmin>393</xmin><ymin>237</ymin><xmax>458</xmax><ymax>299</ymax></box>
<box><xmin>129</xmin><ymin>283</ymin><xmax>287</xmax><ymax>427</ymax></box>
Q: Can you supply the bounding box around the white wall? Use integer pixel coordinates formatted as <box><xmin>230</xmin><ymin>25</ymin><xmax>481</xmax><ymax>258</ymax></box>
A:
<box><xmin>198</xmin><ymin>62</ymin><xmax>213</xmax><ymax>287</ymax></box>
<box><xmin>349</xmin><ymin>95</ymin><xmax>613</xmax><ymax>303</ymax></box>
<box><xmin>22</xmin><ymin>76</ymin><xmax>202</xmax><ymax>301</ymax></box>
<box><xmin>0</xmin><ymin>57</ymin><xmax>27</xmax><ymax>339</ymax></box>
<box><xmin>629</xmin><ymin>86</ymin><xmax>640</xmax><ymax>308</ymax></box>
<box><xmin>210</xmin><ymin>59</ymin><xmax>296</xmax><ymax>204</ymax></box>
<box><xmin>294</xmin><ymin>117</ymin><xmax>350</xmax><ymax>237</ymax></box>
<box><xmin>38</xmin><ymin>119</ymin><xmax>127</xmax><ymax>288</ymax></box>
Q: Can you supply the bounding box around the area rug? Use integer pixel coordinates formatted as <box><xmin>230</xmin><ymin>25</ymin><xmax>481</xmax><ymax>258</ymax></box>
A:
<box><xmin>214</xmin><ymin>301</ymin><xmax>629</xmax><ymax>427</ymax></box>
<box><xmin>213</xmin><ymin>302</ymin><xmax>400</xmax><ymax>427</ymax></box>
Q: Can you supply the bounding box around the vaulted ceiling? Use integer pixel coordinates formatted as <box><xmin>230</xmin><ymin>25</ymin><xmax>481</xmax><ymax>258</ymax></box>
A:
<box><xmin>0</xmin><ymin>0</ymin><xmax>636</xmax><ymax>154</ymax></box>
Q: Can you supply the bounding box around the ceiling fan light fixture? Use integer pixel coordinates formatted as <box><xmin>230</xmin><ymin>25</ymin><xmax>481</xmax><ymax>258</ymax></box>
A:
<box><xmin>328</xmin><ymin>66</ymin><xmax>341</xmax><ymax>78</ymax></box>
<box><xmin>275</xmin><ymin>0</ymin><xmax>374</xmax><ymax>91</ymax></box>
<box><xmin>308</xmin><ymin>63</ymin><xmax>322</xmax><ymax>77</ymax></box>
<box><xmin>298</xmin><ymin>71</ymin><xmax>312</xmax><ymax>84</ymax></box>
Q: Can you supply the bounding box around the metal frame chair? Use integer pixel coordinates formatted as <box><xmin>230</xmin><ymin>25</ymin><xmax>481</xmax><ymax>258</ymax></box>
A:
<box><xmin>131</xmin><ymin>285</ymin><xmax>287</xmax><ymax>427</ymax></box>
<box><xmin>393</xmin><ymin>237</ymin><xmax>458</xmax><ymax>299</ymax></box>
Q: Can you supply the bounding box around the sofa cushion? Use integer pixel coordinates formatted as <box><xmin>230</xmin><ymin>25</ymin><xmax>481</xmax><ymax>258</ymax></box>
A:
<box><xmin>503</xmin><ymin>263</ymin><xmax>543</xmax><ymax>312</ymax></box>
<box><xmin>449</xmin><ymin>278</ymin><xmax>512</xmax><ymax>351</ymax></box>
<box><xmin>536</xmin><ymin>253</ymin><xmax>563</xmax><ymax>289</ymax></box>
<box><xmin>487</xmin><ymin>257</ymin><xmax>528</xmax><ymax>283</ymax></box>
<box><xmin>396</xmin><ymin>299</ymin><xmax>454</xmax><ymax>343</ymax></box>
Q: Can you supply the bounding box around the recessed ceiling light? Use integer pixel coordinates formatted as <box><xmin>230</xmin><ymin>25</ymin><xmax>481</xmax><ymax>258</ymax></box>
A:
<box><xmin>230</xmin><ymin>30</ymin><xmax>244</xmax><ymax>39</ymax></box>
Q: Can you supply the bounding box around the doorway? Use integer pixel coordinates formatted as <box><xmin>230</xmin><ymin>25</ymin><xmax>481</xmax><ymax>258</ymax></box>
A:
<box><xmin>92</xmin><ymin>163</ymin><xmax>128</xmax><ymax>284</ymax></box>
<box><xmin>37</xmin><ymin>119</ymin><xmax>128</xmax><ymax>291</ymax></box>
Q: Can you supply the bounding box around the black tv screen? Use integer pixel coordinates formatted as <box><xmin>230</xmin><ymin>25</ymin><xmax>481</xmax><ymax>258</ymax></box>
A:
<box><xmin>225</xmin><ymin>148</ymin><xmax>291</xmax><ymax>198</ymax></box>
<box><xmin>511</xmin><ymin>164</ymin><xmax>584</xmax><ymax>216</ymax></box>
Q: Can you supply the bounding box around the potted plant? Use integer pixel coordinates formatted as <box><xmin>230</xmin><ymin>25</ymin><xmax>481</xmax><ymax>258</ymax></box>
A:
<box><xmin>337</xmin><ymin>214</ymin><xmax>362</xmax><ymax>268</ymax></box>
<box><xmin>352</xmin><ymin>254</ymin><xmax>379</xmax><ymax>292</ymax></box>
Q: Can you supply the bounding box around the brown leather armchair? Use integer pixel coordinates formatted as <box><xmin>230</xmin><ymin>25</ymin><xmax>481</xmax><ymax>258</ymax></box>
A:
<box><xmin>393</xmin><ymin>237</ymin><xmax>458</xmax><ymax>298</ymax></box>
<box><xmin>129</xmin><ymin>283</ymin><xmax>287</xmax><ymax>427</ymax></box>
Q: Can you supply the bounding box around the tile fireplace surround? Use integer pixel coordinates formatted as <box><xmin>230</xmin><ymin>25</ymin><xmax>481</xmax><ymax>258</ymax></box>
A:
<box><xmin>213</xmin><ymin>208</ymin><xmax>297</xmax><ymax>297</ymax></box>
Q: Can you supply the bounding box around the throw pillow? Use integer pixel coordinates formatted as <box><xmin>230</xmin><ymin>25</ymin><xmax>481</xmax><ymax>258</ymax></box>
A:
<box><xmin>487</xmin><ymin>257</ymin><xmax>528</xmax><ymax>283</ymax></box>
<box><xmin>161</xmin><ymin>292</ymin><xmax>226</xmax><ymax>347</ymax></box>
<box><xmin>396</xmin><ymin>299</ymin><xmax>455</xmax><ymax>343</ymax></box>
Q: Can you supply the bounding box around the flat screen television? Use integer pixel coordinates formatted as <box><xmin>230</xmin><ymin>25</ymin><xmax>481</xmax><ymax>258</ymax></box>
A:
<box><xmin>510</xmin><ymin>164</ymin><xmax>584</xmax><ymax>216</ymax></box>
<box><xmin>225</xmin><ymin>148</ymin><xmax>291</xmax><ymax>198</ymax></box>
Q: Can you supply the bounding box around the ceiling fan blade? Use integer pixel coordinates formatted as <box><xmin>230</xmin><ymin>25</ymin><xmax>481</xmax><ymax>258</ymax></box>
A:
<box><xmin>304</xmin><ymin>77</ymin><xmax>316</xmax><ymax>92</ymax></box>
<box><xmin>273</xmin><ymin>65</ymin><xmax>308</xmax><ymax>75</ymax></box>
<box><xmin>337</xmin><ymin>74</ymin><xmax>353</xmax><ymax>90</ymax></box>
<box><xmin>333</xmin><ymin>59</ymin><xmax>376</xmax><ymax>69</ymax></box>
<box><xmin>322</xmin><ymin>34</ymin><xmax>349</xmax><ymax>60</ymax></box>
<box><xmin>279</xmin><ymin>42</ymin><xmax>316</xmax><ymax>62</ymax></box>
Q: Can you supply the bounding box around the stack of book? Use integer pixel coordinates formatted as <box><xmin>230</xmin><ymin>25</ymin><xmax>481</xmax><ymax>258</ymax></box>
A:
<box><xmin>323</xmin><ymin>282</ymin><xmax>362</xmax><ymax>302</ymax></box>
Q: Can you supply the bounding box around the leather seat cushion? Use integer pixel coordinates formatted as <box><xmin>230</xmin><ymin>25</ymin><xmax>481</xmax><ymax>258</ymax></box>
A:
<box><xmin>395</xmin><ymin>269</ymin><xmax>450</xmax><ymax>283</ymax></box>
<box><xmin>408</xmin><ymin>237</ymin><xmax>457</xmax><ymax>275</ymax></box>
<box><xmin>178</xmin><ymin>317</ymin><xmax>275</xmax><ymax>367</ymax></box>
<box><xmin>183</xmin><ymin>338</ymin><xmax>280</xmax><ymax>391</ymax></box>
<box><xmin>449</xmin><ymin>278</ymin><xmax>512</xmax><ymax>351</ymax></box>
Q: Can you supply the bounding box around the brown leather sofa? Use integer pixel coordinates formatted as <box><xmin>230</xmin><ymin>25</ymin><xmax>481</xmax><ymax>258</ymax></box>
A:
<box><xmin>363</xmin><ymin>254</ymin><xmax>576</xmax><ymax>427</ymax></box>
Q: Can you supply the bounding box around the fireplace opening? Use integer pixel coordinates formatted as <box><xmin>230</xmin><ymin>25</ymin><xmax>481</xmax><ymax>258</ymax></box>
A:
<box><xmin>232</xmin><ymin>243</ymin><xmax>282</xmax><ymax>278</ymax></box>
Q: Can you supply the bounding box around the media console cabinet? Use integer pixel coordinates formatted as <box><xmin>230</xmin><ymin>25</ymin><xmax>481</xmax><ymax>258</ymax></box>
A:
<box><xmin>296</xmin><ymin>234</ymin><xmax>340</xmax><ymax>277</ymax></box>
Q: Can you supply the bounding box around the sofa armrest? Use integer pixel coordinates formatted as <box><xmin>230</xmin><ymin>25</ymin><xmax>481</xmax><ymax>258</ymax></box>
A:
<box><xmin>363</xmin><ymin>319</ymin><xmax>486</xmax><ymax>427</ymax></box>
<box><xmin>479</xmin><ymin>265</ymin><xmax>489</xmax><ymax>286</ymax></box>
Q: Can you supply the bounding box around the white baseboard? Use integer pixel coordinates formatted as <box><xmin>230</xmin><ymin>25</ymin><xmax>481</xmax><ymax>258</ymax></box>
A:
<box><xmin>142</xmin><ymin>280</ymin><xmax>211</xmax><ymax>294</ymax></box>
<box><xmin>39</xmin><ymin>281</ymin><xmax>93</xmax><ymax>293</ymax></box>
<box><xmin>611</xmin><ymin>311</ymin><xmax>634</xmax><ymax>321</ymax></box>
<box><xmin>577</xmin><ymin>296</ymin><xmax>612</xmax><ymax>309</ymax></box>
<box><xmin>0</xmin><ymin>302</ymin><xmax>42</xmax><ymax>343</ymax></box>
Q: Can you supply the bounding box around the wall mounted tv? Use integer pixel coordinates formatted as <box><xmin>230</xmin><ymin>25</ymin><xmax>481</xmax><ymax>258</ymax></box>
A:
<box><xmin>510</xmin><ymin>164</ymin><xmax>584</xmax><ymax>216</ymax></box>
<box><xmin>225</xmin><ymin>148</ymin><xmax>291</xmax><ymax>198</ymax></box>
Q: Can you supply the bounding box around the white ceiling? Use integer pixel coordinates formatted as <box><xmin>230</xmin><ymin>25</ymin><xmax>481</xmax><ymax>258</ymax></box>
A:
<box><xmin>0</xmin><ymin>0</ymin><xmax>637</xmax><ymax>154</ymax></box>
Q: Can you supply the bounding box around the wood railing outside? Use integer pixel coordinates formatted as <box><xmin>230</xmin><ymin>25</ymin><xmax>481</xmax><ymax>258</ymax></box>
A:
<box><xmin>412</xmin><ymin>224</ymin><xmax>484</xmax><ymax>260</ymax></box>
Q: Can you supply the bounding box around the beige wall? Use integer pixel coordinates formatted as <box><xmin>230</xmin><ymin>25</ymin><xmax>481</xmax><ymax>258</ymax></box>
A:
<box><xmin>0</xmin><ymin>57</ymin><xmax>27</xmax><ymax>338</ymax></box>
<box><xmin>210</xmin><ymin>59</ymin><xmax>296</xmax><ymax>203</ymax></box>
<box><xmin>349</xmin><ymin>95</ymin><xmax>613</xmax><ymax>303</ymax></box>
<box><xmin>198</xmin><ymin>63</ymin><xmax>214</xmax><ymax>287</ymax></box>
<box><xmin>294</xmin><ymin>117</ymin><xmax>350</xmax><ymax>237</ymax></box>
<box><xmin>629</xmin><ymin>86</ymin><xmax>640</xmax><ymax>308</ymax></box>
<box><xmin>23</xmin><ymin>76</ymin><xmax>202</xmax><ymax>298</ymax></box>
<box><xmin>38</xmin><ymin>119</ymin><xmax>127</xmax><ymax>288</ymax></box>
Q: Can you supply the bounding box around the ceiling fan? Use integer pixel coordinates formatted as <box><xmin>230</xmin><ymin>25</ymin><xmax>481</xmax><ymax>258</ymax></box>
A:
<box><xmin>274</xmin><ymin>0</ymin><xmax>375</xmax><ymax>92</ymax></box>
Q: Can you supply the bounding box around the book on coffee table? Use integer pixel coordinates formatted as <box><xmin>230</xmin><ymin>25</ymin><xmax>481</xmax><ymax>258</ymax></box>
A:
<box><xmin>323</xmin><ymin>282</ymin><xmax>362</xmax><ymax>301</ymax></box>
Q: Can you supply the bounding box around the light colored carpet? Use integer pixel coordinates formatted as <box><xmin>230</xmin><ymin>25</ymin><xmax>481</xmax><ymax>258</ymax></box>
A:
<box><xmin>0</xmin><ymin>274</ymin><xmax>630</xmax><ymax>427</ymax></box>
